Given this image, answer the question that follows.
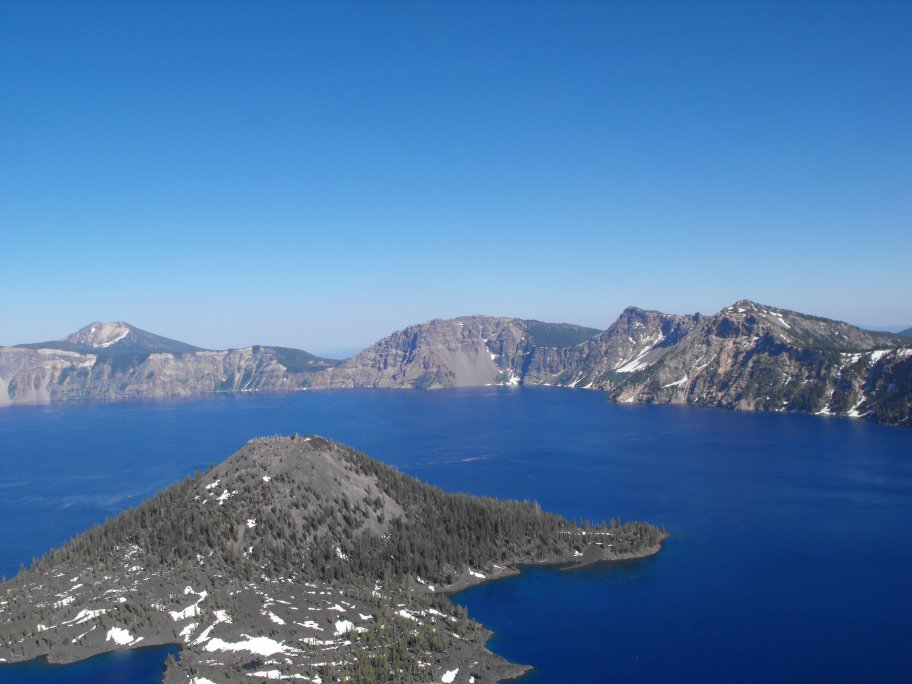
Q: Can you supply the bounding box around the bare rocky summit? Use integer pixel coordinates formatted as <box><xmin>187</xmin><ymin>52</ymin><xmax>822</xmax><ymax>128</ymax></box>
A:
<box><xmin>17</xmin><ymin>321</ymin><xmax>205</xmax><ymax>356</ymax></box>
<box><xmin>1</xmin><ymin>302</ymin><xmax>910</xmax><ymax>425</ymax></box>
<box><xmin>0</xmin><ymin>436</ymin><xmax>664</xmax><ymax>683</ymax></box>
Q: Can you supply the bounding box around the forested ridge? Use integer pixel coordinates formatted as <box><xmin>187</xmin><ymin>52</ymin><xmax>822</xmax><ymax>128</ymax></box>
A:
<box><xmin>3</xmin><ymin>436</ymin><xmax>665</xmax><ymax>683</ymax></box>
<box><xmin>32</xmin><ymin>436</ymin><xmax>663</xmax><ymax>586</ymax></box>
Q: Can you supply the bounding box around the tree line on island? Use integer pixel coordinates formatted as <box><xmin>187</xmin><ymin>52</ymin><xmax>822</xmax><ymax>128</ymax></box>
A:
<box><xmin>31</xmin><ymin>437</ymin><xmax>662</xmax><ymax>588</ymax></box>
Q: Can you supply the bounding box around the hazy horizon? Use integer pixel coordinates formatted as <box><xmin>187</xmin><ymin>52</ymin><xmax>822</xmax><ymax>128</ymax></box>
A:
<box><xmin>2</xmin><ymin>299</ymin><xmax>909</xmax><ymax>355</ymax></box>
<box><xmin>2</xmin><ymin>1</ymin><xmax>909</xmax><ymax>351</ymax></box>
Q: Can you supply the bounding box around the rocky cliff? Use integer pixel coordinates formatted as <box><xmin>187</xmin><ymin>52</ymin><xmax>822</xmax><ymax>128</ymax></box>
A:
<box><xmin>596</xmin><ymin>301</ymin><xmax>912</xmax><ymax>425</ymax></box>
<box><xmin>2</xmin><ymin>304</ymin><xmax>910</xmax><ymax>426</ymax></box>
<box><xmin>310</xmin><ymin>317</ymin><xmax>596</xmax><ymax>390</ymax></box>
<box><xmin>0</xmin><ymin>323</ymin><xmax>340</xmax><ymax>404</ymax></box>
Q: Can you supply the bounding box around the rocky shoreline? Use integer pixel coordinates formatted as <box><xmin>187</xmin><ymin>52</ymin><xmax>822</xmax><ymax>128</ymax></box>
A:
<box><xmin>3</xmin><ymin>301</ymin><xmax>910</xmax><ymax>427</ymax></box>
<box><xmin>0</xmin><ymin>436</ymin><xmax>667</xmax><ymax>683</ymax></box>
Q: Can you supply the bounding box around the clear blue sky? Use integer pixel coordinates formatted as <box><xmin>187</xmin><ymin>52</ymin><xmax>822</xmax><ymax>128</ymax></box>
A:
<box><xmin>2</xmin><ymin>0</ymin><xmax>909</xmax><ymax>353</ymax></box>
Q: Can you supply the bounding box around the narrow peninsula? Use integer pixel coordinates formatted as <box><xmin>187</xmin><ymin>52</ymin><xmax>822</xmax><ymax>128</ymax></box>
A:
<box><xmin>0</xmin><ymin>436</ymin><xmax>666</xmax><ymax>683</ymax></box>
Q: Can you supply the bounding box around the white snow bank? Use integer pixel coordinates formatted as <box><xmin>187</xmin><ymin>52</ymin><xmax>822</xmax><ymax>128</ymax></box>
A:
<box><xmin>63</xmin><ymin>608</ymin><xmax>107</xmax><ymax>626</ymax></box>
<box><xmin>106</xmin><ymin>626</ymin><xmax>142</xmax><ymax>646</ymax></box>
<box><xmin>192</xmin><ymin>609</ymin><xmax>232</xmax><ymax>645</ymax></box>
<box><xmin>442</xmin><ymin>669</ymin><xmax>459</xmax><ymax>683</ymax></box>
<box><xmin>205</xmin><ymin>636</ymin><xmax>295</xmax><ymax>656</ymax></box>
<box><xmin>170</xmin><ymin>590</ymin><xmax>207</xmax><ymax>621</ymax></box>
<box><xmin>179</xmin><ymin>622</ymin><xmax>198</xmax><ymax>642</ymax></box>
<box><xmin>243</xmin><ymin>672</ymin><xmax>309</xmax><ymax>680</ymax></box>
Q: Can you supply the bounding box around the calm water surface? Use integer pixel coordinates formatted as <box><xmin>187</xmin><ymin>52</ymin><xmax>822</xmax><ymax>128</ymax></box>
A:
<box><xmin>1</xmin><ymin>388</ymin><xmax>910</xmax><ymax>682</ymax></box>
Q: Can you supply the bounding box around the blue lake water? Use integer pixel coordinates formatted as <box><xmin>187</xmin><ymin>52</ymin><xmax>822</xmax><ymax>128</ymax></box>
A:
<box><xmin>1</xmin><ymin>388</ymin><xmax>910</xmax><ymax>682</ymax></box>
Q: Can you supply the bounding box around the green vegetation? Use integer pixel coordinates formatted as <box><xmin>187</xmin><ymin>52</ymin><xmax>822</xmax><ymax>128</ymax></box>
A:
<box><xmin>31</xmin><ymin>438</ymin><xmax>661</xmax><ymax>588</ymax></box>
<box><xmin>253</xmin><ymin>346</ymin><xmax>340</xmax><ymax>373</ymax></box>
<box><xmin>521</xmin><ymin>321</ymin><xmax>600</xmax><ymax>348</ymax></box>
<box><xmin>4</xmin><ymin>437</ymin><xmax>664</xmax><ymax>682</ymax></box>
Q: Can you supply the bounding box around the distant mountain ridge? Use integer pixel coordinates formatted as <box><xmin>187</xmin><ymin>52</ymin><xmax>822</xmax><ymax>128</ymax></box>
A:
<box><xmin>15</xmin><ymin>321</ymin><xmax>204</xmax><ymax>356</ymax></box>
<box><xmin>2</xmin><ymin>302</ymin><xmax>910</xmax><ymax>426</ymax></box>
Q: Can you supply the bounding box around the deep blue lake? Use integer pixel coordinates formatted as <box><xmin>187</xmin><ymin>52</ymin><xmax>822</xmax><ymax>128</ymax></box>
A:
<box><xmin>1</xmin><ymin>388</ymin><xmax>910</xmax><ymax>682</ymax></box>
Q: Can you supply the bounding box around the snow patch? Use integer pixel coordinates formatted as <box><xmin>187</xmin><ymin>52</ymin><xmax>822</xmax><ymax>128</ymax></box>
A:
<box><xmin>63</xmin><ymin>608</ymin><xmax>107</xmax><ymax>626</ymax></box>
<box><xmin>296</xmin><ymin>620</ymin><xmax>323</xmax><ymax>630</ymax></box>
<box><xmin>106</xmin><ymin>626</ymin><xmax>142</xmax><ymax>646</ymax></box>
<box><xmin>179</xmin><ymin>622</ymin><xmax>198</xmax><ymax>642</ymax></box>
<box><xmin>442</xmin><ymin>669</ymin><xmax>459</xmax><ymax>683</ymax></box>
<box><xmin>192</xmin><ymin>609</ymin><xmax>232</xmax><ymax>645</ymax></box>
<box><xmin>170</xmin><ymin>590</ymin><xmax>207</xmax><ymax>621</ymax></box>
<box><xmin>205</xmin><ymin>636</ymin><xmax>296</xmax><ymax>657</ymax></box>
<box><xmin>334</xmin><ymin>620</ymin><xmax>355</xmax><ymax>635</ymax></box>
<box><xmin>662</xmin><ymin>376</ymin><xmax>688</xmax><ymax>388</ymax></box>
<box><xmin>869</xmin><ymin>349</ymin><xmax>889</xmax><ymax>364</ymax></box>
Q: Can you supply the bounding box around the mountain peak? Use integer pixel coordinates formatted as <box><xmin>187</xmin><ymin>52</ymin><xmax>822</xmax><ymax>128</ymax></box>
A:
<box><xmin>65</xmin><ymin>321</ymin><xmax>133</xmax><ymax>349</ymax></box>
<box><xmin>725</xmin><ymin>299</ymin><xmax>766</xmax><ymax>313</ymax></box>
<box><xmin>15</xmin><ymin>322</ymin><xmax>204</xmax><ymax>356</ymax></box>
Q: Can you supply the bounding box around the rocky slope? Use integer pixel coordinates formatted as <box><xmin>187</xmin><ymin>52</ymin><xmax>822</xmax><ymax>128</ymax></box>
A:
<box><xmin>311</xmin><ymin>302</ymin><xmax>911</xmax><ymax>426</ymax></box>
<box><xmin>16</xmin><ymin>321</ymin><xmax>205</xmax><ymax>356</ymax></box>
<box><xmin>310</xmin><ymin>318</ymin><xmax>597</xmax><ymax>390</ymax></box>
<box><xmin>2</xmin><ymin>304</ymin><xmax>910</xmax><ymax>426</ymax></box>
<box><xmin>0</xmin><ymin>325</ymin><xmax>340</xmax><ymax>404</ymax></box>
<box><xmin>0</xmin><ymin>436</ymin><xmax>664</xmax><ymax>683</ymax></box>
<box><xmin>587</xmin><ymin>301</ymin><xmax>912</xmax><ymax>426</ymax></box>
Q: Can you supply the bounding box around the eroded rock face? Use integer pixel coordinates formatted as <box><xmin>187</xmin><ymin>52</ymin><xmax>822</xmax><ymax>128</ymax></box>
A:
<box><xmin>0</xmin><ymin>347</ymin><xmax>324</xmax><ymax>404</ymax></box>
<box><xmin>310</xmin><ymin>317</ymin><xmax>530</xmax><ymax>389</ymax></box>
<box><xmin>521</xmin><ymin>307</ymin><xmax>703</xmax><ymax>389</ymax></box>
<box><xmin>2</xmin><ymin>303</ymin><xmax>910</xmax><ymax>425</ymax></box>
<box><xmin>601</xmin><ymin>301</ymin><xmax>912</xmax><ymax>424</ymax></box>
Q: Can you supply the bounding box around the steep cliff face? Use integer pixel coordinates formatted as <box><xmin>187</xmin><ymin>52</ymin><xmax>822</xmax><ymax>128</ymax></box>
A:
<box><xmin>597</xmin><ymin>301</ymin><xmax>912</xmax><ymax>425</ymax></box>
<box><xmin>2</xmin><ymin>305</ymin><xmax>910</xmax><ymax>426</ymax></box>
<box><xmin>310</xmin><ymin>317</ymin><xmax>599</xmax><ymax>390</ymax></box>
<box><xmin>311</xmin><ymin>317</ymin><xmax>522</xmax><ymax>389</ymax></box>
<box><xmin>521</xmin><ymin>307</ymin><xmax>703</xmax><ymax>388</ymax></box>
<box><xmin>0</xmin><ymin>337</ymin><xmax>339</xmax><ymax>405</ymax></box>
